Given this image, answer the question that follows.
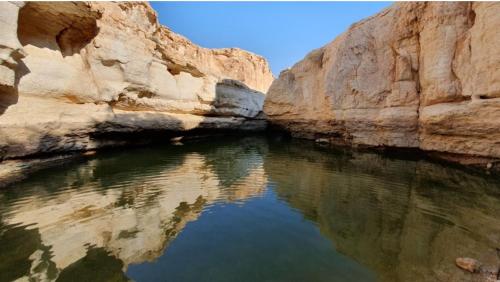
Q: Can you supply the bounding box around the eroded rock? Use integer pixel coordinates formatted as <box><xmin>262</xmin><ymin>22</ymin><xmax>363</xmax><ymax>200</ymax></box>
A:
<box><xmin>0</xmin><ymin>2</ymin><xmax>274</xmax><ymax>159</ymax></box>
<box><xmin>264</xmin><ymin>2</ymin><xmax>500</xmax><ymax>163</ymax></box>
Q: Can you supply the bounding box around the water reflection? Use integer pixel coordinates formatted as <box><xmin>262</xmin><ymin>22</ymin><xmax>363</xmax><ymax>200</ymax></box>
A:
<box><xmin>0</xmin><ymin>137</ymin><xmax>499</xmax><ymax>281</ymax></box>
<box><xmin>265</xmin><ymin>141</ymin><xmax>500</xmax><ymax>282</ymax></box>
<box><xmin>0</xmin><ymin>140</ymin><xmax>268</xmax><ymax>281</ymax></box>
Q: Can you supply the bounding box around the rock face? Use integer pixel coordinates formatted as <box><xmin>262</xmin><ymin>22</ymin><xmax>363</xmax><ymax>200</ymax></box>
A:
<box><xmin>0</xmin><ymin>2</ymin><xmax>274</xmax><ymax>159</ymax></box>
<box><xmin>264</xmin><ymin>2</ymin><xmax>500</xmax><ymax>161</ymax></box>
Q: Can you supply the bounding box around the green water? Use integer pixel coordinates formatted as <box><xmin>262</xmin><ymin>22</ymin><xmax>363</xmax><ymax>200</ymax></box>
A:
<box><xmin>0</xmin><ymin>137</ymin><xmax>499</xmax><ymax>282</ymax></box>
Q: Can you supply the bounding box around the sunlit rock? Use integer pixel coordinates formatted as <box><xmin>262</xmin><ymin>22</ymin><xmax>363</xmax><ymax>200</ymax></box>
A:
<box><xmin>264</xmin><ymin>2</ymin><xmax>500</xmax><ymax>162</ymax></box>
<box><xmin>0</xmin><ymin>2</ymin><xmax>274</xmax><ymax>159</ymax></box>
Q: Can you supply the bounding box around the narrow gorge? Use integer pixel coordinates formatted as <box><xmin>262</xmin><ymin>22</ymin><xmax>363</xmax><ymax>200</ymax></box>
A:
<box><xmin>1</xmin><ymin>2</ymin><xmax>499</xmax><ymax>169</ymax></box>
<box><xmin>0</xmin><ymin>2</ymin><xmax>499</xmax><ymax>281</ymax></box>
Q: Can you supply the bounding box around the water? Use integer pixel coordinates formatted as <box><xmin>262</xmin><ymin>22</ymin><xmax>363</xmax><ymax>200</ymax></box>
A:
<box><xmin>0</xmin><ymin>136</ymin><xmax>499</xmax><ymax>282</ymax></box>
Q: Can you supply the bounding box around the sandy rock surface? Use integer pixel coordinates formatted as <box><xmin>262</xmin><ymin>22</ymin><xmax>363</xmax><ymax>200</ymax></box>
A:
<box><xmin>264</xmin><ymin>2</ymin><xmax>500</xmax><ymax>161</ymax></box>
<box><xmin>0</xmin><ymin>1</ymin><xmax>274</xmax><ymax>159</ymax></box>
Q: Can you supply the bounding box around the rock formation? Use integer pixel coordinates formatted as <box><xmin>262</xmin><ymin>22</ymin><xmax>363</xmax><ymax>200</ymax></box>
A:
<box><xmin>264</xmin><ymin>2</ymin><xmax>500</xmax><ymax>164</ymax></box>
<box><xmin>0</xmin><ymin>2</ymin><xmax>274</xmax><ymax>159</ymax></box>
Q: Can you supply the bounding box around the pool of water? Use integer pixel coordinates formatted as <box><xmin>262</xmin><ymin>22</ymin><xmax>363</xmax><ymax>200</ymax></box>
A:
<box><xmin>1</xmin><ymin>136</ymin><xmax>499</xmax><ymax>282</ymax></box>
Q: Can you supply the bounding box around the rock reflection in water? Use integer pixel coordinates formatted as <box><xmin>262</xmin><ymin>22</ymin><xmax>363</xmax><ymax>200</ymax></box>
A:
<box><xmin>265</xmin><ymin>141</ymin><xmax>500</xmax><ymax>282</ymax></box>
<box><xmin>0</xmin><ymin>139</ymin><xmax>268</xmax><ymax>281</ymax></box>
<box><xmin>0</xmin><ymin>137</ymin><xmax>499</xmax><ymax>282</ymax></box>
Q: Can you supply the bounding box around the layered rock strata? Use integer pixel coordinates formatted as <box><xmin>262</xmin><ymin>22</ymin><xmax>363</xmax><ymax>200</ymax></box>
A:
<box><xmin>0</xmin><ymin>2</ymin><xmax>274</xmax><ymax>159</ymax></box>
<box><xmin>264</xmin><ymin>2</ymin><xmax>500</xmax><ymax>163</ymax></box>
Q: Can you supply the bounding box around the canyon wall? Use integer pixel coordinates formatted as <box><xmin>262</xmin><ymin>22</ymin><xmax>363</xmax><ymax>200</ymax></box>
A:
<box><xmin>264</xmin><ymin>2</ymin><xmax>500</xmax><ymax>163</ymax></box>
<box><xmin>0</xmin><ymin>2</ymin><xmax>274</xmax><ymax>159</ymax></box>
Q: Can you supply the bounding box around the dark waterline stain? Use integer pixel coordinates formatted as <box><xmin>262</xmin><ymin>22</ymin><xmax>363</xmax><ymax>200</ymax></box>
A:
<box><xmin>0</xmin><ymin>136</ymin><xmax>499</xmax><ymax>282</ymax></box>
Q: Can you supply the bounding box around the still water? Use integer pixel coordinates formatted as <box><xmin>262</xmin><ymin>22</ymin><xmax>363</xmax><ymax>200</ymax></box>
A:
<box><xmin>0</xmin><ymin>136</ymin><xmax>499</xmax><ymax>282</ymax></box>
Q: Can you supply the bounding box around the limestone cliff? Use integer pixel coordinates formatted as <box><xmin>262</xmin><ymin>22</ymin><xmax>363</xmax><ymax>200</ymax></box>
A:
<box><xmin>0</xmin><ymin>2</ymin><xmax>274</xmax><ymax>159</ymax></box>
<box><xmin>264</xmin><ymin>2</ymin><xmax>500</xmax><ymax>163</ymax></box>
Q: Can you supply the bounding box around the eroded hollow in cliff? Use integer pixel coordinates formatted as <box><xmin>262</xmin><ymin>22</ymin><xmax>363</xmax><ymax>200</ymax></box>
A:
<box><xmin>17</xmin><ymin>2</ymin><xmax>100</xmax><ymax>56</ymax></box>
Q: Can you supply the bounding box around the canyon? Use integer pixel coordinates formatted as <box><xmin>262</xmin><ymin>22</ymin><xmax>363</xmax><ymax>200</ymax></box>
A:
<box><xmin>0</xmin><ymin>2</ymin><xmax>499</xmax><ymax>168</ymax></box>
<box><xmin>1</xmin><ymin>3</ymin><xmax>499</xmax><ymax>280</ymax></box>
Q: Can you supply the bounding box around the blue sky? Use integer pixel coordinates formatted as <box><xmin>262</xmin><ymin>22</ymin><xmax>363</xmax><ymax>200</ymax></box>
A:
<box><xmin>151</xmin><ymin>2</ymin><xmax>392</xmax><ymax>76</ymax></box>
